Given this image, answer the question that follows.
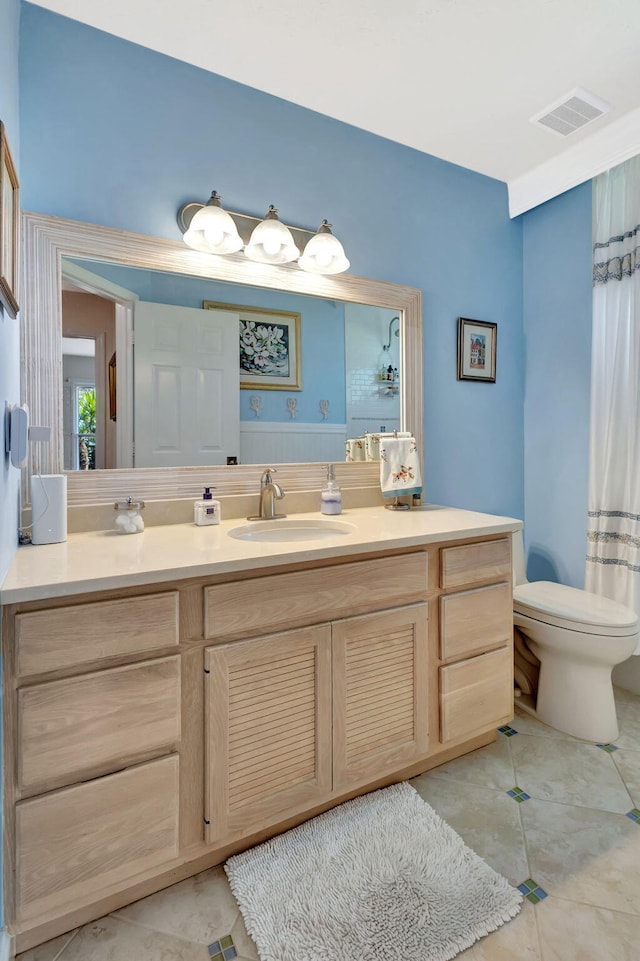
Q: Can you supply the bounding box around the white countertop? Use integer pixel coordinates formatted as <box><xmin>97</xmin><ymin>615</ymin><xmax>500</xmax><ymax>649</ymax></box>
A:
<box><xmin>1</xmin><ymin>505</ymin><xmax>522</xmax><ymax>604</ymax></box>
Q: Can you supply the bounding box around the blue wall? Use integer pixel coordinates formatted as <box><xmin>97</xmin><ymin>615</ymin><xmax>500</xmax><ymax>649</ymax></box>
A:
<box><xmin>68</xmin><ymin>261</ymin><xmax>346</xmax><ymax>423</ymax></box>
<box><xmin>20</xmin><ymin>3</ymin><xmax>525</xmax><ymax>521</ymax></box>
<box><xmin>522</xmin><ymin>182</ymin><xmax>593</xmax><ymax>587</ymax></box>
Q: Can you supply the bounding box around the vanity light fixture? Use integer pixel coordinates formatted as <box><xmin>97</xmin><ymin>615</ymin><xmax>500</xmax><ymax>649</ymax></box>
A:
<box><xmin>177</xmin><ymin>195</ymin><xmax>351</xmax><ymax>275</ymax></box>
<box><xmin>182</xmin><ymin>191</ymin><xmax>243</xmax><ymax>255</ymax></box>
<box><xmin>244</xmin><ymin>205</ymin><xmax>300</xmax><ymax>265</ymax></box>
<box><xmin>298</xmin><ymin>221</ymin><xmax>350</xmax><ymax>275</ymax></box>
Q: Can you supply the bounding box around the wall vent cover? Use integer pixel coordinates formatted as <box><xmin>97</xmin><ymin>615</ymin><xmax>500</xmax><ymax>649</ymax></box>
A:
<box><xmin>530</xmin><ymin>87</ymin><xmax>611</xmax><ymax>137</ymax></box>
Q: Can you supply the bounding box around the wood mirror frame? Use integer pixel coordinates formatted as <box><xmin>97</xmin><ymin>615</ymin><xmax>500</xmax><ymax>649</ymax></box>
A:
<box><xmin>21</xmin><ymin>211</ymin><xmax>423</xmax><ymax>507</ymax></box>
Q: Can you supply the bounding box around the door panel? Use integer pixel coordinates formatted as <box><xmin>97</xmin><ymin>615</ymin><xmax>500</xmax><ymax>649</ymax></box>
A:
<box><xmin>332</xmin><ymin>604</ymin><xmax>429</xmax><ymax>793</ymax></box>
<box><xmin>204</xmin><ymin>625</ymin><xmax>332</xmax><ymax>844</ymax></box>
<box><xmin>134</xmin><ymin>302</ymin><xmax>239</xmax><ymax>466</ymax></box>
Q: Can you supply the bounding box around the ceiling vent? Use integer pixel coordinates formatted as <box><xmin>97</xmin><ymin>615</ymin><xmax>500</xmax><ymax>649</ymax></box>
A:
<box><xmin>530</xmin><ymin>87</ymin><xmax>611</xmax><ymax>137</ymax></box>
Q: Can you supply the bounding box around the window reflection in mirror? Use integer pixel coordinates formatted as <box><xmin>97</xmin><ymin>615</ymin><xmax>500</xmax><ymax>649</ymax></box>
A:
<box><xmin>61</xmin><ymin>258</ymin><xmax>401</xmax><ymax>469</ymax></box>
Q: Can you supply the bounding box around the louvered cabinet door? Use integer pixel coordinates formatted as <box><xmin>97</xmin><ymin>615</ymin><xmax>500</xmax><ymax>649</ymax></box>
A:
<box><xmin>332</xmin><ymin>604</ymin><xmax>429</xmax><ymax>793</ymax></box>
<box><xmin>204</xmin><ymin>625</ymin><xmax>332</xmax><ymax>844</ymax></box>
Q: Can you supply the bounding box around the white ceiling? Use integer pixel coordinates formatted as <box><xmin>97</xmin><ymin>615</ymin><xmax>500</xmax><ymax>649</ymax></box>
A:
<box><xmin>30</xmin><ymin>0</ymin><xmax>640</xmax><ymax>214</ymax></box>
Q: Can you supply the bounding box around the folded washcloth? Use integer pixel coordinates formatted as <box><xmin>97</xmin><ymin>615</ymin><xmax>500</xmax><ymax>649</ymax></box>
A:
<box><xmin>379</xmin><ymin>436</ymin><xmax>422</xmax><ymax>499</ymax></box>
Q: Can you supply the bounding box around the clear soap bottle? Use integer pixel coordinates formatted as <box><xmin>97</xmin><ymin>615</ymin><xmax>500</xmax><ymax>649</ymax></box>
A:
<box><xmin>194</xmin><ymin>487</ymin><xmax>221</xmax><ymax>526</ymax></box>
<box><xmin>320</xmin><ymin>464</ymin><xmax>342</xmax><ymax>515</ymax></box>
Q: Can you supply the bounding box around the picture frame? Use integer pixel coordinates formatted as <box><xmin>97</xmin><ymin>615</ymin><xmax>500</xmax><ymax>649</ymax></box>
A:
<box><xmin>0</xmin><ymin>122</ymin><xmax>19</xmax><ymax>318</ymax></box>
<box><xmin>108</xmin><ymin>352</ymin><xmax>117</xmax><ymax>421</ymax></box>
<box><xmin>457</xmin><ymin>317</ymin><xmax>497</xmax><ymax>383</ymax></box>
<box><xmin>204</xmin><ymin>301</ymin><xmax>302</xmax><ymax>391</ymax></box>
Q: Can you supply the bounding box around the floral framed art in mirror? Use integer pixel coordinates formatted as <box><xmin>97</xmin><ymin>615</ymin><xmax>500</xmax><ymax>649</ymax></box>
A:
<box><xmin>457</xmin><ymin>317</ymin><xmax>497</xmax><ymax>383</ymax></box>
<box><xmin>0</xmin><ymin>121</ymin><xmax>19</xmax><ymax>318</ymax></box>
<box><xmin>204</xmin><ymin>300</ymin><xmax>302</xmax><ymax>390</ymax></box>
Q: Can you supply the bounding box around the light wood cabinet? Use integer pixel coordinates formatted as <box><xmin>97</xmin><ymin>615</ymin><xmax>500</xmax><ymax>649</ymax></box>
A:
<box><xmin>438</xmin><ymin>540</ymin><xmax>513</xmax><ymax>744</ymax></box>
<box><xmin>333</xmin><ymin>605</ymin><xmax>429</xmax><ymax>793</ymax></box>
<box><xmin>204</xmin><ymin>603</ymin><xmax>429</xmax><ymax>841</ymax></box>
<box><xmin>18</xmin><ymin>656</ymin><xmax>181</xmax><ymax>795</ymax></box>
<box><xmin>3</xmin><ymin>532</ymin><xmax>515</xmax><ymax>953</ymax></box>
<box><xmin>204</xmin><ymin>625</ymin><xmax>332</xmax><ymax>844</ymax></box>
<box><xmin>16</xmin><ymin>755</ymin><xmax>179</xmax><ymax>925</ymax></box>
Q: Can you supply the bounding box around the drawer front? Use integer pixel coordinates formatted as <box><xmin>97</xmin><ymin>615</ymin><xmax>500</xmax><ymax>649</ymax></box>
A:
<box><xmin>205</xmin><ymin>553</ymin><xmax>428</xmax><ymax>640</ymax></box>
<box><xmin>440</xmin><ymin>646</ymin><xmax>513</xmax><ymax>743</ymax></box>
<box><xmin>16</xmin><ymin>755</ymin><xmax>179</xmax><ymax>923</ymax></box>
<box><xmin>440</xmin><ymin>582</ymin><xmax>512</xmax><ymax>662</ymax></box>
<box><xmin>440</xmin><ymin>538</ymin><xmax>511</xmax><ymax>590</ymax></box>
<box><xmin>18</xmin><ymin>656</ymin><xmax>181</xmax><ymax>794</ymax></box>
<box><xmin>16</xmin><ymin>592</ymin><xmax>179</xmax><ymax>677</ymax></box>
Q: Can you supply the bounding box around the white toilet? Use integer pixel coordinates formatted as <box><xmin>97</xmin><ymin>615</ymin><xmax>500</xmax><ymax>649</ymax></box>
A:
<box><xmin>512</xmin><ymin>532</ymin><xmax>639</xmax><ymax>743</ymax></box>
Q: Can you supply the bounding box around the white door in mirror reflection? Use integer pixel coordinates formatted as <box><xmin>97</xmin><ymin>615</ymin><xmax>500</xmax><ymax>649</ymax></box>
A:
<box><xmin>134</xmin><ymin>303</ymin><xmax>240</xmax><ymax>467</ymax></box>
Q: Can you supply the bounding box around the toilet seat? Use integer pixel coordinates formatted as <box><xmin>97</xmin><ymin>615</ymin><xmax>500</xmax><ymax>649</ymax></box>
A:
<box><xmin>514</xmin><ymin>581</ymin><xmax>639</xmax><ymax>637</ymax></box>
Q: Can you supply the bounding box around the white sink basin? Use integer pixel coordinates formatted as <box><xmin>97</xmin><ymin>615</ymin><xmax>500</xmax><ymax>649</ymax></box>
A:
<box><xmin>228</xmin><ymin>518</ymin><xmax>356</xmax><ymax>543</ymax></box>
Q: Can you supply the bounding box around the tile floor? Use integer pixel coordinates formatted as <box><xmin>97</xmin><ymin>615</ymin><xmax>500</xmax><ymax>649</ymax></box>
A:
<box><xmin>18</xmin><ymin>687</ymin><xmax>640</xmax><ymax>961</ymax></box>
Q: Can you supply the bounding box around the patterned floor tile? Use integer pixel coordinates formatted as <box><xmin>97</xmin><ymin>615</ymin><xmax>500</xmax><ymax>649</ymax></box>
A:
<box><xmin>510</xmin><ymin>733</ymin><xmax>633</xmax><ymax>812</ymax></box>
<box><xmin>423</xmin><ymin>734</ymin><xmax>516</xmax><ymax>791</ymax></box>
<box><xmin>113</xmin><ymin>865</ymin><xmax>240</xmax><ymax>944</ymax></box>
<box><xmin>535</xmin><ymin>895</ymin><xmax>640</xmax><ymax>961</ymax></box>
<box><xmin>625</xmin><ymin>808</ymin><xmax>640</xmax><ymax>823</ymax></box>
<box><xmin>517</xmin><ymin>878</ymin><xmax>548</xmax><ymax>904</ymax></box>
<box><xmin>521</xmin><ymin>796</ymin><xmax>640</xmax><ymax>916</ymax></box>
<box><xmin>411</xmin><ymin>775</ymin><xmax>529</xmax><ymax>886</ymax></box>
<box><xmin>506</xmin><ymin>786</ymin><xmax>530</xmax><ymax>803</ymax></box>
<box><xmin>498</xmin><ymin>724</ymin><xmax>518</xmax><ymax>737</ymax></box>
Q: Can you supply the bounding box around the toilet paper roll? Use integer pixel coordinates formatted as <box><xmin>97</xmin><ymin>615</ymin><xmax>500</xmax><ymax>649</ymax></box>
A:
<box><xmin>31</xmin><ymin>474</ymin><xmax>67</xmax><ymax>545</ymax></box>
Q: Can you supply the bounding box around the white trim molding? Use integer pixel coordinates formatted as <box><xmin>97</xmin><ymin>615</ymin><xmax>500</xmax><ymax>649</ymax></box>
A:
<box><xmin>508</xmin><ymin>105</ymin><xmax>640</xmax><ymax>218</ymax></box>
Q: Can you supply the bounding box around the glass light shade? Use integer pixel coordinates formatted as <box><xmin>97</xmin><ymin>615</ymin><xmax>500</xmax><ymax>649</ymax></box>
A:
<box><xmin>298</xmin><ymin>221</ymin><xmax>350</xmax><ymax>275</ymax></box>
<box><xmin>183</xmin><ymin>193</ymin><xmax>243</xmax><ymax>254</ymax></box>
<box><xmin>244</xmin><ymin>206</ymin><xmax>300</xmax><ymax>265</ymax></box>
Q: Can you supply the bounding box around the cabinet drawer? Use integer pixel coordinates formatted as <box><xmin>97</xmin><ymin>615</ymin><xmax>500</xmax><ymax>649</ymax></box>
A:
<box><xmin>16</xmin><ymin>755</ymin><xmax>179</xmax><ymax>923</ymax></box>
<box><xmin>440</xmin><ymin>582</ymin><xmax>512</xmax><ymax>662</ymax></box>
<box><xmin>440</xmin><ymin>647</ymin><xmax>513</xmax><ymax>743</ymax></box>
<box><xmin>16</xmin><ymin>592</ymin><xmax>179</xmax><ymax>677</ymax></box>
<box><xmin>18</xmin><ymin>656</ymin><xmax>181</xmax><ymax>794</ymax></box>
<box><xmin>440</xmin><ymin>538</ymin><xmax>511</xmax><ymax>590</ymax></box>
<box><xmin>205</xmin><ymin>553</ymin><xmax>428</xmax><ymax>640</ymax></box>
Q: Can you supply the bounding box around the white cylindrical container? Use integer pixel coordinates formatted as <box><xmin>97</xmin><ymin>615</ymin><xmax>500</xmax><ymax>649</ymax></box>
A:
<box><xmin>31</xmin><ymin>474</ymin><xmax>67</xmax><ymax>545</ymax></box>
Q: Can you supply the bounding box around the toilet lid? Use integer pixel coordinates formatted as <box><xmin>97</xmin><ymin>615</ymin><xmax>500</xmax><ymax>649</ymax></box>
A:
<box><xmin>514</xmin><ymin>581</ymin><xmax>639</xmax><ymax>632</ymax></box>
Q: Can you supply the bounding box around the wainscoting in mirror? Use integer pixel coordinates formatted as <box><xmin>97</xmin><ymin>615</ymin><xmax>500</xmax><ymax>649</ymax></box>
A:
<box><xmin>21</xmin><ymin>212</ymin><xmax>422</xmax><ymax>507</ymax></box>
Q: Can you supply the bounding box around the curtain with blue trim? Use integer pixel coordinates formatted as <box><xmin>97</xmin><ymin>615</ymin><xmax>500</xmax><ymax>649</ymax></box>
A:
<box><xmin>586</xmin><ymin>155</ymin><xmax>640</xmax><ymax>630</ymax></box>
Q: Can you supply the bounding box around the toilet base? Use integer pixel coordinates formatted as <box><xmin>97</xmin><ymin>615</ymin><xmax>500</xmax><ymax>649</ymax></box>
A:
<box><xmin>533</xmin><ymin>648</ymin><xmax>620</xmax><ymax>743</ymax></box>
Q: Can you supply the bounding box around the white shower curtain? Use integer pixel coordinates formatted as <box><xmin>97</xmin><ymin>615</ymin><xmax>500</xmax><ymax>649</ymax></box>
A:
<box><xmin>586</xmin><ymin>156</ymin><xmax>640</xmax><ymax>619</ymax></box>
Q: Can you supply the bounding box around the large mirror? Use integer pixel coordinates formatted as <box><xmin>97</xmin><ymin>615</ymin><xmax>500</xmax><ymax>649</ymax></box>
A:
<box><xmin>22</xmin><ymin>212</ymin><xmax>422</xmax><ymax>505</ymax></box>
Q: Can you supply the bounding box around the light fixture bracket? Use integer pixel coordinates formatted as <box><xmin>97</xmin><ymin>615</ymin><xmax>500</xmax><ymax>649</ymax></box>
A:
<box><xmin>177</xmin><ymin>201</ymin><xmax>316</xmax><ymax>252</ymax></box>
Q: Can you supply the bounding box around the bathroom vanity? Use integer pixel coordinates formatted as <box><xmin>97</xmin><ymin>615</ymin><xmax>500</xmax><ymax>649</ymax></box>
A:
<box><xmin>1</xmin><ymin>505</ymin><xmax>519</xmax><ymax>952</ymax></box>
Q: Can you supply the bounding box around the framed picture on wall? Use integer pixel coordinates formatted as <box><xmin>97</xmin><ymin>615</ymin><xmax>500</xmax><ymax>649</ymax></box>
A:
<box><xmin>204</xmin><ymin>301</ymin><xmax>302</xmax><ymax>390</ymax></box>
<box><xmin>457</xmin><ymin>317</ymin><xmax>497</xmax><ymax>383</ymax></box>
<box><xmin>0</xmin><ymin>122</ymin><xmax>19</xmax><ymax>318</ymax></box>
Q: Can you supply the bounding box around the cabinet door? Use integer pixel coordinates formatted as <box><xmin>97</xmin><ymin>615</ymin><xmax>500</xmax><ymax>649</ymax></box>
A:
<box><xmin>204</xmin><ymin>625</ymin><xmax>332</xmax><ymax>844</ymax></box>
<box><xmin>332</xmin><ymin>604</ymin><xmax>429</xmax><ymax>793</ymax></box>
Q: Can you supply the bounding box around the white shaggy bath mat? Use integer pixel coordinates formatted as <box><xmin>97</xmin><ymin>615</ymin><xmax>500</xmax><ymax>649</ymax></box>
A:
<box><xmin>224</xmin><ymin>781</ymin><xmax>522</xmax><ymax>961</ymax></box>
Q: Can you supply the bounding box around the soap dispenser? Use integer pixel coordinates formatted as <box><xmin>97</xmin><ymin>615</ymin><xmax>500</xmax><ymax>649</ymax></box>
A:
<box><xmin>194</xmin><ymin>487</ymin><xmax>221</xmax><ymax>526</ymax></box>
<box><xmin>320</xmin><ymin>464</ymin><xmax>342</xmax><ymax>515</ymax></box>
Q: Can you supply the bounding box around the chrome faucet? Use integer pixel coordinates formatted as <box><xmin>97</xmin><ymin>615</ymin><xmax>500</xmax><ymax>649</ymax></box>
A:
<box><xmin>247</xmin><ymin>468</ymin><xmax>286</xmax><ymax>521</ymax></box>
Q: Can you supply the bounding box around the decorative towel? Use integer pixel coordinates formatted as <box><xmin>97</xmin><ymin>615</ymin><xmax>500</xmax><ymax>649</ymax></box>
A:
<box><xmin>345</xmin><ymin>438</ymin><xmax>366</xmax><ymax>461</ymax></box>
<box><xmin>380</xmin><ymin>435</ymin><xmax>422</xmax><ymax>499</ymax></box>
